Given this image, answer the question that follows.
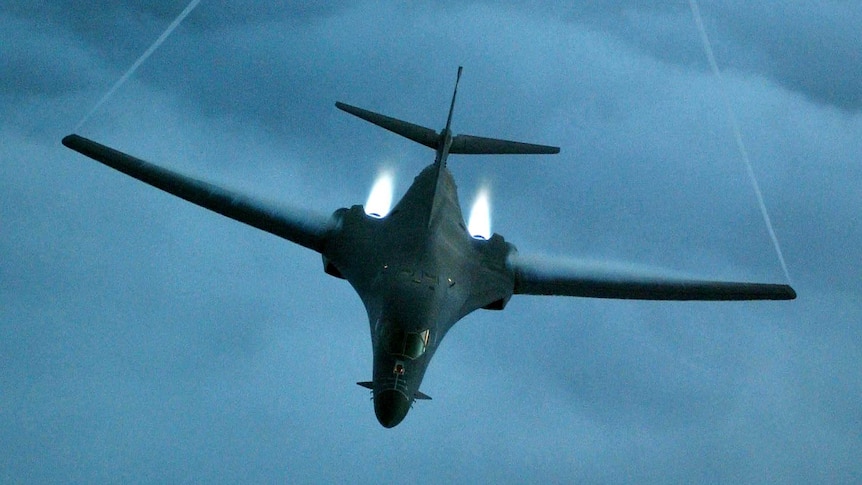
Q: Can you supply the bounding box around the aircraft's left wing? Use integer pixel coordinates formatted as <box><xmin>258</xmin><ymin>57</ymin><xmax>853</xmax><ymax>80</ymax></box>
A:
<box><xmin>508</xmin><ymin>253</ymin><xmax>796</xmax><ymax>301</ymax></box>
<box><xmin>62</xmin><ymin>134</ymin><xmax>334</xmax><ymax>253</ymax></box>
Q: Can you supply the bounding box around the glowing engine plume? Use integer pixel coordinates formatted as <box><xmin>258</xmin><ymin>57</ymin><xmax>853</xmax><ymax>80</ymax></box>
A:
<box><xmin>365</xmin><ymin>170</ymin><xmax>394</xmax><ymax>218</ymax></box>
<box><xmin>468</xmin><ymin>187</ymin><xmax>491</xmax><ymax>239</ymax></box>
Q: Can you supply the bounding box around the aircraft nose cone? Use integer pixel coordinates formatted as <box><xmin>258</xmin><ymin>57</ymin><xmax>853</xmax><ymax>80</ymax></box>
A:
<box><xmin>374</xmin><ymin>390</ymin><xmax>410</xmax><ymax>428</ymax></box>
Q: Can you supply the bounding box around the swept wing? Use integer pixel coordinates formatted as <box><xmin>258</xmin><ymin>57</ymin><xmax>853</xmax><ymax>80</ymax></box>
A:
<box><xmin>508</xmin><ymin>253</ymin><xmax>796</xmax><ymax>301</ymax></box>
<box><xmin>62</xmin><ymin>134</ymin><xmax>334</xmax><ymax>253</ymax></box>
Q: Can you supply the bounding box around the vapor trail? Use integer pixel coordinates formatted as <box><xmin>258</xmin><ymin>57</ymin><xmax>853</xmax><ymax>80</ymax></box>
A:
<box><xmin>688</xmin><ymin>0</ymin><xmax>792</xmax><ymax>283</ymax></box>
<box><xmin>75</xmin><ymin>0</ymin><xmax>203</xmax><ymax>131</ymax></box>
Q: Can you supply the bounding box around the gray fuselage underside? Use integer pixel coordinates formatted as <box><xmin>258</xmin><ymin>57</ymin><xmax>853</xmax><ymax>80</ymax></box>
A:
<box><xmin>322</xmin><ymin>163</ymin><xmax>515</xmax><ymax>418</ymax></box>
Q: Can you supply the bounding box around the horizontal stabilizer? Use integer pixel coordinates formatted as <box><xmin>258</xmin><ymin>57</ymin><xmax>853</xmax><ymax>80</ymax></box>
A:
<box><xmin>336</xmin><ymin>101</ymin><xmax>559</xmax><ymax>157</ymax></box>
<box><xmin>450</xmin><ymin>134</ymin><xmax>559</xmax><ymax>155</ymax></box>
<box><xmin>336</xmin><ymin>102</ymin><xmax>439</xmax><ymax>149</ymax></box>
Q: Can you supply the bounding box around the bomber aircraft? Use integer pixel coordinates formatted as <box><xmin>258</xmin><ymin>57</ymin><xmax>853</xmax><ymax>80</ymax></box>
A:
<box><xmin>63</xmin><ymin>68</ymin><xmax>795</xmax><ymax>428</ymax></box>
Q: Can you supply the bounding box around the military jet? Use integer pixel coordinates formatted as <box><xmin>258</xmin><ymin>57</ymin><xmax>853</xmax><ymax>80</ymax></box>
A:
<box><xmin>62</xmin><ymin>67</ymin><xmax>795</xmax><ymax>428</ymax></box>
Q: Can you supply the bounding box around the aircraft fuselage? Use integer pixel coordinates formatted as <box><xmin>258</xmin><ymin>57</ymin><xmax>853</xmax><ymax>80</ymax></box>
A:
<box><xmin>322</xmin><ymin>163</ymin><xmax>515</xmax><ymax>427</ymax></box>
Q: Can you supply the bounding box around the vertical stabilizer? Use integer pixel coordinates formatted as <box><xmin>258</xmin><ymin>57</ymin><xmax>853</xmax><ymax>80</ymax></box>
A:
<box><xmin>334</xmin><ymin>67</ymin><xmax>559</xmax><ymax>229</ymax></box>
<box><xmin>334</xmin><ymin>66</ymin><xmax>558</xmax><ymax>158</ymax></box>
<box><xmin>444</xmin><ymin>66</ymin><xmax>463</xmax><ymax>135</ymax></box>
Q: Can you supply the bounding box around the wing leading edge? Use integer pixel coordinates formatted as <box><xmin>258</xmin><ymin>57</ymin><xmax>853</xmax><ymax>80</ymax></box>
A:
<box><xmin>62</xmin><ymin>134</ymin><xmax>334</xmax><ymax>253</ymax></box>
<box><xmin>509</xmin><ymin>254</ymin><xmax>796</xmax><ymax>301</ymax></box>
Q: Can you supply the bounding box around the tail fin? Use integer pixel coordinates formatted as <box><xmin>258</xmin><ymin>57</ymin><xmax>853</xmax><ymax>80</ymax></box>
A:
<box><xmin>335</xmin><ymin>102</ymin><xmax>439</xmax><ymax>149</ymax></box>
<box><xmin>444</xmin><ymin>66</ymin><xmax>463</xmax><ymax>134</ymax></box>
<box><xmin>335</xmin><ymin>69</ymin><xmax>559</xmax><ymax>157</ymax></box>
<box><xmin>449</xmin><ymin>134</ymin><xmax>559</xmax><ymax>155</ymax></box>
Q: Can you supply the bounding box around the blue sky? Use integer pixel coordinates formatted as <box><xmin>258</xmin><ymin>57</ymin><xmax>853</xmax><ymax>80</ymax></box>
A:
<box><xmin>2</xmin><ymin>2</ymin><xmax>860</xmax><ymax>483</ymax></box>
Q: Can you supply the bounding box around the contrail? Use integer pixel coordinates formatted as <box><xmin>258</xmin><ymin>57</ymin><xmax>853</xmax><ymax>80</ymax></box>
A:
<box><xmin>75</xmin><ymin>0</ymin><xmax>203</xmax><ymax>131</ymax></box>
<box><xmin>688</xmin><ymin>0</ymin><xmax>792</xmax><ymax>283</ymax></box>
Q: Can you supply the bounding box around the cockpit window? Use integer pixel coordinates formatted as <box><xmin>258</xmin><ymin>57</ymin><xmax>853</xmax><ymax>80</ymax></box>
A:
<box><xmin>386</xmin><ymin>328</ymin><xmax>430</xmax><ymax>360</ymax></box>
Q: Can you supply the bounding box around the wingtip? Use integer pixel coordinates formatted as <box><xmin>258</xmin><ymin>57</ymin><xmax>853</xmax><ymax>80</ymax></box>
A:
<box><xmin>760</xmin><ymin>283</ymin><xmax>796</xmax><ymax>300</ymax></box>
<box><xmin>61</xmin><ymin>134</ymin><xmax>79</xmax><ymax>147</ymax></box>
<box><xmin>334</xmin><ymin>101</ymin><xmax>352</xmax><ymax>115</ymax></box>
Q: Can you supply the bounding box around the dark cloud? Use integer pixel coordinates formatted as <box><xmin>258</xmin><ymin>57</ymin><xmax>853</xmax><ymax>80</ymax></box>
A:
<box><xmin>2</xmin><ymin>2</ymin><xmax>860</xmax><ymax>483</ymax></box>
<box><xmin>712</xmin><ymin>2</ymin><xmax>862</xmax><ymax>112</ymax></box>
<box><xmin>0</xmin><ymin>16</ymin><xmax>94</xmax><ymax>98</ymax></box>
<box><xmin>558</xmin><ymin>1</ymin><xmax>862</xmax><ymax>111</ymax></box>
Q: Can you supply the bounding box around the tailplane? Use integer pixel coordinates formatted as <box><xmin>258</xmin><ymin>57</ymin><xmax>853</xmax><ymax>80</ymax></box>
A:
<box><xmin>335</xmin><ymin>102</ymin><xmax>439</xmax><ymax>149</ymax></box>
<box><xmin>335</xmin><ymin>68</ymin><xmax>559</xmax><ymax>157</ymax></box>
<box><xmin>449</xmin><ymin>134</ymin><xmax>559</xmax><ymax>155</ymax></box>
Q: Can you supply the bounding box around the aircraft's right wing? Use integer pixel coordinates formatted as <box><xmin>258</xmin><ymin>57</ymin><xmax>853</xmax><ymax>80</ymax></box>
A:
<box><xmin>62</xmin><ymin>134</ymin><xmax>334</xmax><ymax>253</ymax></box>
<box><xmin>508</xmin><ymin>253</ymin><xmax>796</xmax><ymax>301</ymax></box>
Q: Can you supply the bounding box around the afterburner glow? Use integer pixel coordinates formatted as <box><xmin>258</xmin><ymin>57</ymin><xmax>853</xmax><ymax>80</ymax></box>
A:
<box><xmin>468</xmin><ymin>187</ymin><xmax>491</xmax><ymax>239</ymax></box>
<box><xmin>365</xmin><ymin>170</ymin><xmax>394</xmax><ymax>218</ymax></box>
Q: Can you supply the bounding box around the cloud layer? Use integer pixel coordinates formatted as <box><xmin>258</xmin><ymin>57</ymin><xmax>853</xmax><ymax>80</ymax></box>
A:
<box><xmin>2</xmin><ymin>2</ymin><xmax>860</xmax><ymax>483</ymax></box>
